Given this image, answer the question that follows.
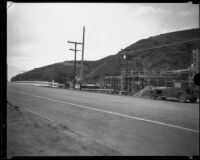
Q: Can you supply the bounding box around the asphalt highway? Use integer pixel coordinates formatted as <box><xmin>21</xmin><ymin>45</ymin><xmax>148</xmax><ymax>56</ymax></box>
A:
<box><xmin>7</xmin><ymin>83</ymin><xmax>199</xmax><ymax>156</ymax></box>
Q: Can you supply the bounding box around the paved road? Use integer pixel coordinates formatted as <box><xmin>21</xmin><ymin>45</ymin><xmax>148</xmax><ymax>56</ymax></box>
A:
<box><xmin>7</xmin><ymin>83</ymin><xmax>199</xmax><ymax>156</ymax></box>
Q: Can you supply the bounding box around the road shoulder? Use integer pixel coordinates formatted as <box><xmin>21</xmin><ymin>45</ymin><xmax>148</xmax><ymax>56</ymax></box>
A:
<box><xmin>7</xmin><ymin>101</ymin><xmax>122</xmax><ymax>157</ymax></box>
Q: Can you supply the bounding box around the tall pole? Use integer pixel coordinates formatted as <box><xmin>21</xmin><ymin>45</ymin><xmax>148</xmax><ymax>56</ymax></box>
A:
<box><xmin>80</xmin><ymin>26</ymin><xmax>85</xmax><ymax>83</ymax></box>
<box><xmin>123</xmin><ymin>54</ymin><xmax>127</xmax><ymax>94</ymax></box>
<box><xmin>73</xmin><ymin>43</ymin><xmax>77</xmax><ymax>89</ymax></box>
<box><xmin>125</xmin><ymin>57</ymin><xmax>128</xmax><ymax>94</ymax></box>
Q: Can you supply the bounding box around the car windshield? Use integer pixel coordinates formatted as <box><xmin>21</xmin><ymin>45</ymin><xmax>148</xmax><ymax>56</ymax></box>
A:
<box><xmin>190</xmin><ymin>83</ymin><xmax>197</xmax><ymax>87</ymax></box>
<box><xmin>182</xmin><ymin>82</ymin><xmax>197</xmax><ymax>88</ymax></box>
<box><xmin>166</xmin><ymin>82</ymin><xmax>174</xmax><ymax>87</ymax></box>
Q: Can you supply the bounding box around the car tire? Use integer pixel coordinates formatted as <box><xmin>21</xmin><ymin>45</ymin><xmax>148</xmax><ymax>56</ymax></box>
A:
<box><xmin>161</xmin><ymin>97</ymin><xmax>166</xmax><ymax>100</ymax></box>
<box><xmin>150</xmin><ymin>91</ymin><xmax>157</xmax><ymax>100</ymax></box>
<box><xmin>190</xmin><ymin>97</ymin><xmax>197</xmax><ymax>103</ymax></box>
<box><xmin>178</xmin><ymin>93</ymin><xmax>186</xmax><ymax>103</ymax></box>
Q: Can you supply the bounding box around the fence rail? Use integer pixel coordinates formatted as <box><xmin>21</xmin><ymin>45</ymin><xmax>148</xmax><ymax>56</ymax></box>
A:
<box><xmin>11</xmin><ymin>80</ymin><xmax>64</xmax><ymax>88</ymax></box>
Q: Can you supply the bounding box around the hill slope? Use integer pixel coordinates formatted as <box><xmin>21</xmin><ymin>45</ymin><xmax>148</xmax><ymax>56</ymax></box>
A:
<box><xmin>11</xmin><ymin>28</ymin><xmax>200</xmax><ymax>84</ymax></box>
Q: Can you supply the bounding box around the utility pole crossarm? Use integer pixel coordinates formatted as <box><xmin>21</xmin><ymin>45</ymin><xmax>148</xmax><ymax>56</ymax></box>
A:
<box><xmin>68</xmin><ymin>41</ymin><xmax>82</xmax><ymax>45</ymax></box>
<box><xmin>69</xmin><ymin>49</ymin><xmax>82</xmax><ymax>52</ymax></box>
<box><xmin>68</xmin><ymin>41</ymin><xmax>75</xmax><ymax>44</ymax></box>
<box><xmin>76</xmin><ymin>42</ymin><xmax>83</xmax><ymax>45</ymax></box>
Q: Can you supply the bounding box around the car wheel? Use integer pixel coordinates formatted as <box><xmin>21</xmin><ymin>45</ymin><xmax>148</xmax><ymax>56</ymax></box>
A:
<box><xmin>178</xmin><ymin>93</ymin><xmax>186</xmax><ymax>103</ymax></box>
<box><xmin>190</xmin><ymin>97</ymin><xmax>197</xmax><ymax>103</ymax></box>
<box><xmin>161</xmin><ymin>97</ymin><xmax>166</xmax><ymax>100</ymax></box>
<box><xmin>150</xmin><ymin>91</ymin><xmax>157</xmax><ymax>100</ymax></box>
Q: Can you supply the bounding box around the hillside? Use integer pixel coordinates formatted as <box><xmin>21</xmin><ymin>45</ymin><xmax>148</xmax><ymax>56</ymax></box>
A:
<box><xmin>11</xmin><ymin>28</ymin><xmax>200</xmax><ymax>84</ymax></box>
<box><xmin>86</xmin><ymin>28</ymin><xmax>200</xmax><ymax>80</ymax></box>
<box><xmin>11</xmin><ymin>61</ymin><xmax>98</xmax><ymax>84</ymax></box>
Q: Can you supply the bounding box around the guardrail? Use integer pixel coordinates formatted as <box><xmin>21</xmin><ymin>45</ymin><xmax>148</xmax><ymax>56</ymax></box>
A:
<box><xmin>82</xmin><ymin>88</ymin><xmax>115</xmax><ymax>93</ymax></box>
<box><xmin>11</xmin><ymin>80</ymin><xmax>64</xmax><ymax>88</ymax></box>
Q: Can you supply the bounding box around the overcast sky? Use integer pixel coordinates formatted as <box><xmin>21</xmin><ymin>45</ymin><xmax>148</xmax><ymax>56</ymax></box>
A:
<box><xmin>7</xmin><ymin>2</ymin><xmax>199</xmax><ymax>81</ymax></box>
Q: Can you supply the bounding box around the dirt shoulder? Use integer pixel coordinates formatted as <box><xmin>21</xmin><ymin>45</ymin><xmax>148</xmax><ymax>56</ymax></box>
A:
<box><xmin>7</xmin><ymin>101</ymin><xmax>122</xmax><ymax>157</ymax></box>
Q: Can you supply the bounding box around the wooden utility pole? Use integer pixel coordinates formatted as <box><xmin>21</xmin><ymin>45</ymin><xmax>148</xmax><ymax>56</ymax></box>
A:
<box><xmin>68</xmin><ymin>41</ymin><xmax>82</xmax><ymax>89</ymax></box>
<box><xmin>80</xmin><ymin>26</ymin><xmax>85</xmax><ymax>84</ymax></box>
<box><xmin>123</xmin><ymin>54</ymin><xmax>128</xmax><ymax>94</ymax></box>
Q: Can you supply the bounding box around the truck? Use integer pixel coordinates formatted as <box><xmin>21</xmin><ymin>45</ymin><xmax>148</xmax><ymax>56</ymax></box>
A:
<box><xmin>149</xmin><ymin>81</ymin><xmax>199</xmax><ymax>103</ymax></box>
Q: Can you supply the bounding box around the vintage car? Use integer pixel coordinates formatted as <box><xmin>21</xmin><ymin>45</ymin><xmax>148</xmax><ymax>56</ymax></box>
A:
<box><xmin>149</xmin><ymin>81</ymin><xmax>199</xmax><ymax>103</ymax></box>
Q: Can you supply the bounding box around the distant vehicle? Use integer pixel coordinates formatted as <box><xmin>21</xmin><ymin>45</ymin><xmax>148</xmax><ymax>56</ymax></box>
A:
<box><xmin>149</xmin><ymin>81</ymin><xmax>199</xmax><ymax>103</ymax></box>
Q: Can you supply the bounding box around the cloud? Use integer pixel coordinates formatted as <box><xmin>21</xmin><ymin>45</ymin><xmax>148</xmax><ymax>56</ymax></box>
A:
<box><xmin>134</xmin><ymin>6</ymin><xmax>169</xmax><ymax>16</ymax></box>
<box><xmin>160</xmin><ymin>25</ymin><xmax>197</xmax><ymax>35</ymax></box>
<box><xmin>7</xmin><ymin>7</ymin><xmax>37</xmax><ymax>46</ymax></box>
<box><xmin>178</xmin><ymin>11</ymin><xmax>192</xmax><ymax>17</ymax></box>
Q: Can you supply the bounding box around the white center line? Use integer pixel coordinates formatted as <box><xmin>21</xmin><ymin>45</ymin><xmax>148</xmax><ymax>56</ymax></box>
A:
<box><xmin>10</xmin><ymin>89</ymin><xmax>199</xmax><ymax>133</ymax></box>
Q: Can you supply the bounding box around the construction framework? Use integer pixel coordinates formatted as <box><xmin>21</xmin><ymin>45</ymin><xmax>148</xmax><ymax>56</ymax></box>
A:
<box><xmin>102</xmin><ymin>49</ymin><xmax>199</xmax><ymax>95</ymax></box>
<box><xmin>101</xmin><ymin>71</ymin><xmax>182</xmax><ymax>95</ymax></box>
<box><xmin>192</xmin><ymin>49</ymin><xmax>199</xmax><ymax>76</ymax></box>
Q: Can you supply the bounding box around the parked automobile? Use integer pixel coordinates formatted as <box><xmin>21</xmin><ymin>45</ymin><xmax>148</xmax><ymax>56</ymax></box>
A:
<box><xmin>149</xmin><ymin>81</ymin><xmax>199</xmax><ymax>103</ymax></box>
